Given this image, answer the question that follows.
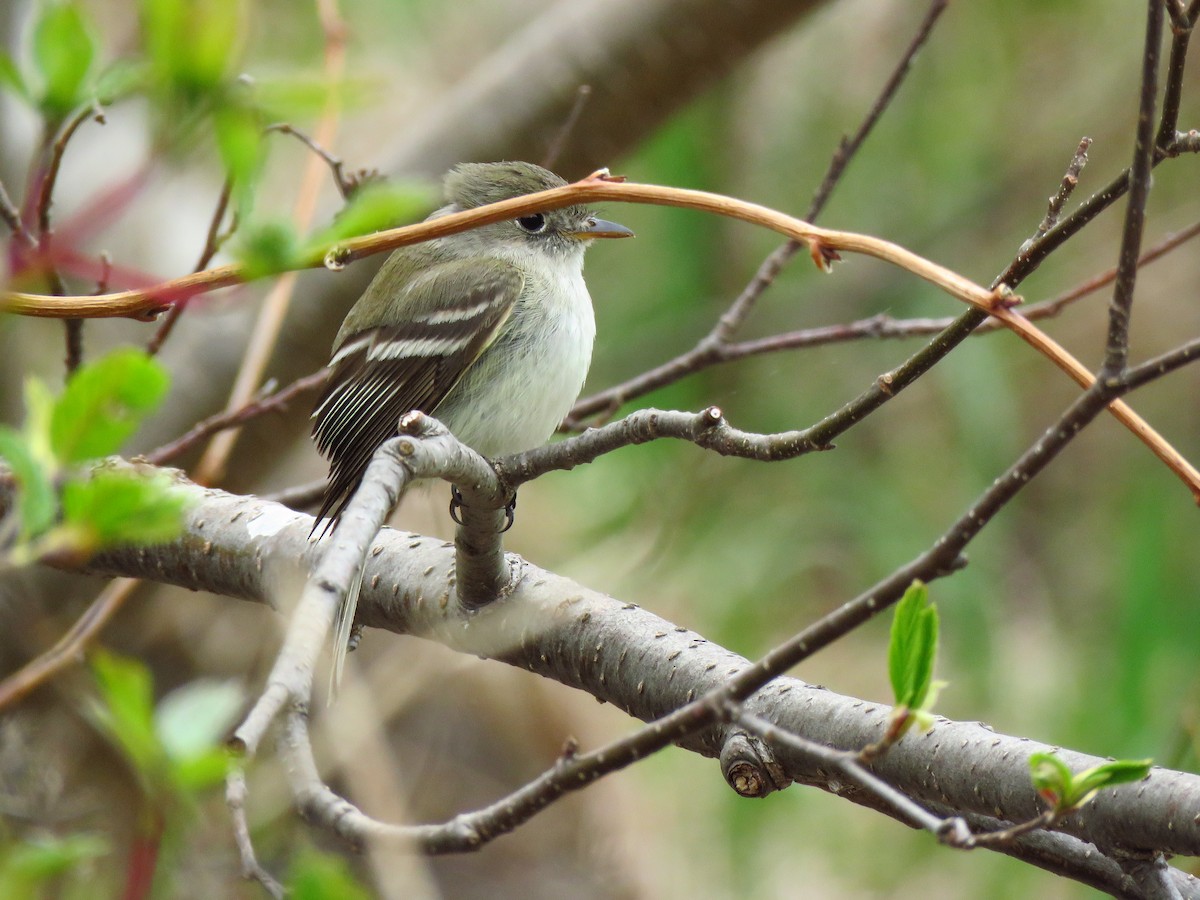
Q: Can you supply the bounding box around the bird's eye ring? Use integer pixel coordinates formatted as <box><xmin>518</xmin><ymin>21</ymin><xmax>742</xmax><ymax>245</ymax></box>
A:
<box><xmin>515</xmin><ymin>213</ymin><xmax>547</xmax><ymax>233</ymax></box>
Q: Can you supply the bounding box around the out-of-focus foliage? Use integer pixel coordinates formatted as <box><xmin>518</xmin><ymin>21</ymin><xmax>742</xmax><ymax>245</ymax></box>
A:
<box><xmin>0</xmin><ymin>349</ymin><xmax>187</xmax><ymax>564</ymax></box>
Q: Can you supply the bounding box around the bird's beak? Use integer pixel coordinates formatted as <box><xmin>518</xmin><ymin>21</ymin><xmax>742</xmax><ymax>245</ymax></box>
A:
<box><xmin>574</xmin><ymin>216</ymin><xmax>635</xmax><ymax>239</ymax></box>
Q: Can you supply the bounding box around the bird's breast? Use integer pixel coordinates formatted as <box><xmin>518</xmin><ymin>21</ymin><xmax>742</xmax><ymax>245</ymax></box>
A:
<box><xmin>435</xmin><ymin>268</ymin><xmax>596</xmax><ymax>458</ymax></box>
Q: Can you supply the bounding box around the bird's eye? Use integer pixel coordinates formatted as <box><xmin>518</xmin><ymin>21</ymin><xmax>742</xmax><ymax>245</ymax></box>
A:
<box><xmin>515</xmin><ymin>214</ymin><xmax>547</xmax><ymax>234</ymax></box>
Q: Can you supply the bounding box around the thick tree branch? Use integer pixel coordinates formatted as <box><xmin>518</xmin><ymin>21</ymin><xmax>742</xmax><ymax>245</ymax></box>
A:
<box><xmin>54</xmin><ymin>472</ymin><xmax>1200</xmax><ymax>864</ymax></box>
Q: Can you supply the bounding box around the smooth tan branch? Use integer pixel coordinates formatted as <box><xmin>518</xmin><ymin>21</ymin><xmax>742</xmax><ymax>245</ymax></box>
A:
<box><xmin>1</xmin><ymin>170</ymin><xmax>1005</xmax><ymax>318</ymax></box>
<box><xmin>4</xmin><ymin>171</ymin><xmax>1197</xmax><ymax>497</ymax></box>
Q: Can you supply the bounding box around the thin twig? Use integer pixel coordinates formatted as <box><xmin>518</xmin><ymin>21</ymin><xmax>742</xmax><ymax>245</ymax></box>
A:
<box><xmin>1025</xmin><ymin>137</ymin><xmax>1092</xmax><ymax>248</ymax></box>
<box><xmin>1103</xmin><ymin>0</ymin><xmax>1163</xmax><ymax>377</ymax></box>
<box><xmin>541</xmin><ymin>84</ymin><xmax>592</xmax><ymax>171</ymax></box>
<box><xmin>709</xmin><ymin>0</ymin><xmax>951</xmax><ymax>348</ymax></box>
<box><xmin>0</xmin><ymin>180</ymin><xmax>34</xmax><ymax>245</ymax></box>
<box><xmin>730</xmin><ymin>705</ymin><xmax>965</xmax><ymax>840</ymax></box>
<box><xmin>144</xmin><ymin>369</ymin><xmax>328</xmax><ymax>465</ymax></box>
<box><xmin>265</xmin><ymin>123</ymin><xmax>356</xmax><ymax>198</ymax></box>
<box><xmin>226</xmin><ymin>767</ymin><xmax>284</xmax><ymax>898</ymax></box>
<box><xmin>0</xmin><ymin>578</ymin><xmax>139</xmax><ymax>710</ymax></box>
<box><xmin>1158</xmin><ymin>2</ymin><xmax>1194</xmax><ymax>150</ymax></box>
<box><xmin>35</xmin><ymin>101</ymin><xmax>106</xmax><ymax>238</ymax></box>
<box><xmin>146</xmin><ymin>177</ymin><xmax>235</xmax><ymax>356</ymax></box>
<box><xmin>1166</xmin><ymin>0</ymin><xmax>1191</xmax><ymax>32</ymax></box>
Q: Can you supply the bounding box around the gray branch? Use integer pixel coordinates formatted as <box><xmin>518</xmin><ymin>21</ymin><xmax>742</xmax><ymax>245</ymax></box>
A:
<box><xmin>82</xmin><ymin>472</ymin><xmax>1200</xmax><ymax>884</ymax></box>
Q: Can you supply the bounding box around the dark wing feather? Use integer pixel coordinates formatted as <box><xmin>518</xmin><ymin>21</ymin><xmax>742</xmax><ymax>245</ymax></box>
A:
<box><xmin>310</xmin><ymin>258</ymin><xmax>522</xmax><ymax>533</ymax></box>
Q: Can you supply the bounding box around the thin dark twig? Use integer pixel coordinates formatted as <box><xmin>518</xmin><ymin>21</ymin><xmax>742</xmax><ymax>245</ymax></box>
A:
<box><xmin>568</xmin><ymin>0</ymin><xmax>951</xmax><ymax>425</ymax></box>
<box><xmin>1104</xmin><ymin>0</ymin><xmax>1163</xmax><ymax>377</ymax></box>
<box><xmin>27</xmin><ymin>104</ymin><xmax>105</xmax><ymax>375</ymax></box>
<box><xmin>93</xmin><ymin>251</ymin><xmax>112</xmax><ymax>295</ymax></box>
<box><xmin>1121</xmin><ymin>335</ymin><xmax>1200</xmax><ymax>390</ymax></box>
<box><xmin>565</xmin><ymin>218</ymin><xmax>1200</xmax><ymax>426</ymax></box>
<box><xmin>63</xmin><ymin>320</ymin><xmax>83</xmax><ymax>374</ymax></box>
<box><xmin>0</xmin><ymin>578</ymin><xmax>139</xmax><ymax>711</ymax></box>
<box><xmin>265</xmin><ymin>122</ymin><xmax>356</xmax><ymax>197</ymax></box>
<box><xmin>1001</xmin><ymin>0</ymin><xmax>1196</xmax><ymax>291</ymax></box>
<box><xmin>0</xmin><ymin>180</ymin><xmax>34</xmax><ymax>245</ymax></box>
<box><xmin>1025</xmin><ymin>137</ymin><xmax>1092</xmax><ymax>247</ymax></box>
<box><xmin>1157</xmin><ymin>5</ymin><xmax>1194</xmax><ymax>148</ymax></box>
<box><xmin>35</xmin><ymin>102</ymin><xmax>106</xmax><ymax>237</ymax></box>
<box><xmin>144</xmin><ymin>368</ymin><xmax>329</xmax><ymax>465</ymax></box>
<box><xmin>730</xmin><ymin>705</ymin><xmax>962</xmax><ymax>839</ymax></box>
<box><xmin>146</xmin><ymin>178</ymin><xmax>235</xmax><ymax>356</ymax></box>
<box><xmin>542</xmin><ymin>84</ymin><xmax>592</xmax><ymax>171</ymax></box>
<box><xmin>1166</xmin><ymin>0</ymin><xmax>1191</xmax><ymax>32</ymax></box>
<box><xmin>807</xmin><ymin>0</ymin><xmax>950</xmax><ymax>222</ymax></box>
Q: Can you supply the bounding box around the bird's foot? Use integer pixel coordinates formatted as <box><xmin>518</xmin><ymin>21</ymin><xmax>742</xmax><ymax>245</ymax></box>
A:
<box><xmin>448</xmin><ymin>486</ymin><xmax>517</xmax><ymax>533</ymax></box>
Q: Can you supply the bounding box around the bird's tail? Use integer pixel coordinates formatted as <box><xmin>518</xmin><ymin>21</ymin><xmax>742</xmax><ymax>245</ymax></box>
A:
<box><xmin>327</xmin><ymin>562</ymin><xmax>365</xmax><ymax>702</ymax></box>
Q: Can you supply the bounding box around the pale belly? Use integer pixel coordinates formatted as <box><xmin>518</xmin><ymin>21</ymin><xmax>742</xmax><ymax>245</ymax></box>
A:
<box><xmin>434</xmin><ymin>280</ymin><xmax>596</xmax><ymax>458</ymax></box>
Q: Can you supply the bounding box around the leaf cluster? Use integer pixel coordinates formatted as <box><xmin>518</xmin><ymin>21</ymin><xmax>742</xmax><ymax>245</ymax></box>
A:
<box><xmin>0</xmin><ymin>349</ymin><xmax>188</xmax><ymax>564</ymax></box>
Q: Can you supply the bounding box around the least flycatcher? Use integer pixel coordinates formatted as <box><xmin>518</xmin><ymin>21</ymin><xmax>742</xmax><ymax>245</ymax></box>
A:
<box><xmin>311</xmin><ymin>160</ymin><xmax>632</xmax><ymax>678</ymax></box>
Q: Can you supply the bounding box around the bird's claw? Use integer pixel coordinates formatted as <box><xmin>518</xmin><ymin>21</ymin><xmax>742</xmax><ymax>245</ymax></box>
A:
<box><xmin>448</xmin><ymin>486</ymin><xmax>517</xmax><ymax>533</ymax></box>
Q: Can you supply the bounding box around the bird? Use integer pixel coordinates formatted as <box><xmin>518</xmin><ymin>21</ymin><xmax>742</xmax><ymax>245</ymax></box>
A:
<box><xmin>310</xmin><ymin>160</ymin><xmax>633</xmax><ymax>682</ymax></box>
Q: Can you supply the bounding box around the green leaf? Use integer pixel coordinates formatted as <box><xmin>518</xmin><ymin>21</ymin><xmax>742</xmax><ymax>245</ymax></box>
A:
<box><xmin>95</xmin><ymin>59</ymin><xmax>148</xmax><ymax>105</ymax></box>
<box><xmin>235</xmin><ymin>219</ymin><xmax>302</xmax><ymax>279</ymax></box>
<box><xmin>0</xmin><ymin>425</ymin><xmax>56</xmax><ymax>538</ymax></box>
<box><xmin>33</xmin><ymin>2</ymin><xmax>96</xmax><ymax>119</ymax></box>
<box><xmin>1069</xmin><ymin>758</ymin><xmax>1153</xmax><ymax>807</ymax></box>
<box><xmin>1028</xmin><ymin>752</ymin><xmax>1149</xmax><ymax>813</ymax></box>
<box><xmin>213</xmin><ymin>101</ymin><xmax>264</xmax><ymax>219</ymax></box>
<box><xmin>156</xmin><ymin>679</ymin><xmax>243</xmax><ymax>762</ymax></box>
<box><xmin>22</xmin><ymin>377</ymin><xmax>56</xmax><ymax>466</ymax></box>
<box><xmin>50</xmin><ymin>349</ymin><xmax>170</xmax><ymax>464</ymax></box>
<box><xmin>0</xmin><ymin>833</ymin><xmax>108</xmax><ymax>896</ymax></box>
<box><xmin>171</xmin><ymin>747</ymin><xmax>231</xmax><ymax>792</ymax></box>
<box><xmin>1029</xmin><ymin>751</ymin><xmax>1073</xmax><ymax>803</ymax></box>
<box><xmin>289</xmin><ymin>848</ymin><xmax>372</xmax><ymax>900</ymax></box>
<box><xmin>88</xmin><ymin>649</ymin><xmax>165</xmax><ymax>785</ymax></box>
<box><xmin>0</xmin><ymin>51</ymin><xmax>31</xmax><ymax>101</ymax></box>
<box><xmin>141</xmin><ymin>0</ymin><xmax>244</xmax><ymax>98</ymax></box>
<box><xmin>60</xmin><ymin>469</ymin><xmax>188</xmax><ymax>553</ymax></box>
<box><xmin>305</xmin><ymin>180</ymin><xmax>433</xmax><ymax>258</ymax></box>
<box><xmin>888</xmin><ymin>581</ymin><xmax>939</xmax><ymax>710</ymax></box>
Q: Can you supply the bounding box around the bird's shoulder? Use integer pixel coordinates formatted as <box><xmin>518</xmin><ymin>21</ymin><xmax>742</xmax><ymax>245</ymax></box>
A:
<box><xmin>334</xmin><ymin>248</ymin><xmax>526</xmax><ymax>346</ymax></box>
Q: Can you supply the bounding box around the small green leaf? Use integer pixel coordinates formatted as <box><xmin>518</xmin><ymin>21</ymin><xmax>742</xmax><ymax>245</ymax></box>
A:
<box><xmin>888</xmin><ymin>581</ymin><xmax>939</xmax><ymax>710</ymax></box>
<box><xmin>0</xmin><ymin>426</ymin><xmax>56</xmax><ymax>538</ymax></box>
<box><xmin>1070</xmin><ymin>758</ymin><xmax>1153</xmax><ymax>805</ymax></box>
<box><xmin>304</xmin><ymin>180</ymin><xmax>433</xmax><ymax>261</ymax></box>
<box><xmin>60</xmin><ymin>469</ymin><xmax>188</xmax><ymax>552</ymax></box>
<box><xmin>0</xmin><ymin>833</ymin><xmax>108</xmax><ymax>889</ymax></box>
<box><xmin>142</xmin><ymin>0</ymin><xmax>243</xmax><ymax>96</ymax></box>
<box><xmin>0</xmin><ymin>51</ymin><xmax>31</xmax><ymax>101</ymax></box>
<box><xmin>95</xmin><ymin>59</ymin><xmax>148</xmax><ymax>105</ymax></box>
<box><xmin>1028</xmin><ymin>752</ymin><xmax>1149</xmax><ymax>813</ymax></box>
<box><xmin>289</xmin><ymin>849</ymin><xmax>372</xmax><ymax>900</ymax></box>
<box><xmin>89</xmin><ymin>649</ymin><xmax>164</xmax><ymax>783</ymax></box>
<box><xmin>156</xmin><ymin>679</ymin><xmax>244</xmax><ymax>762</ymax></box>
<box><xmin>22</xmin><ymin>377</ymin><xmax>56</xmax><ymax>466</ymax></box>
<box><xmin>33</xmin><ymin>2</ymin><xmax>96</xmax><ymax>119</ymax></box>
<box><xmin>1029</xmin><ymin>751</ymin><xmax>1073</xmax><ymax>803</ymax></box>
<box><xmin>171</xmin><ymin>748</ymin><xmax>230</xmax><ymax>792</ymax></box>
<box><xmin>235</xmin><ymin>219</ymin><xmax>302</xmax><ymax>279</ymax></box>
<box><xmin>214</xmin><ymin>101</ymin><xmax>264</xmax><ymax>219</ymax></box>
<box><xmin>50</xmin><ymin>349</ymin><xmax>170</xmax><ymax>464</ymax></box>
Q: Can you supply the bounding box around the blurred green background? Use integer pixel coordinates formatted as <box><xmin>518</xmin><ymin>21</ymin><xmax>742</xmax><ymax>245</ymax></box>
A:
<box><xmin>1</xmin><ymin>0</ymin><xmax>1199</xmax><ymax>897</ymax></box>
